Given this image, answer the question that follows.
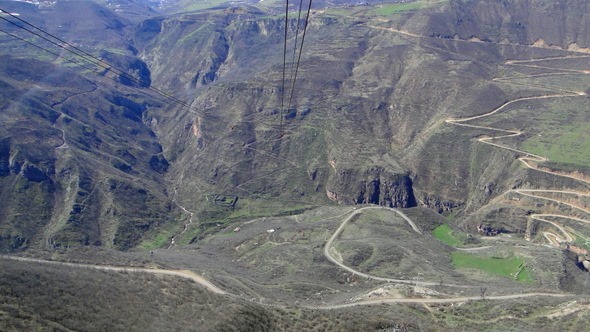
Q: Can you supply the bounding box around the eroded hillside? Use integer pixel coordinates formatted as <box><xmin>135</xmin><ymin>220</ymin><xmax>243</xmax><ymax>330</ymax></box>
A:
<box><xmin>0</xmin><ymin>0</ymin><xmax>179</xmax><ymax>251</ymax></box>
<box><xmin>0</xmin><ymin>0</ymin><xmax>588</xmax><ymax>254</ymax></box>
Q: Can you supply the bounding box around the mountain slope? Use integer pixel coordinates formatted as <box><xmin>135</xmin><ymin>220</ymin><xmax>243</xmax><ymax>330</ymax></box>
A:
<box><xmin>0</xmin><ymin>0</ymin><xmax>588</xmax><ymax>251</ymax></box>
<box><xmin>0</xmin><ymin>1</ymin><xmax>180</xmax><ymax>251</ymax></box>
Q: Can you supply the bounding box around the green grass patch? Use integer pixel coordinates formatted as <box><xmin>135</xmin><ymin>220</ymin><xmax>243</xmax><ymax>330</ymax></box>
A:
<box><xmin>369</xmin><ymin>0</ymin><xmax>447</xmax><ymax>16</ymax></box>
<box><xmin>522</xmin><ymin>122</ymin><xmax>590</xmax><ymax>168</ymax></box>
<box><xmin>322</xmin><ymin>7</ymin><xmax>361</xmax><ymax>17</ymax></box>
<box><xmin>515</xmin><ymin>266</ymin><xmax>534</xmax><ymax>283</ymax></box>
<box><xmin>255</xmin><ymin>0</ymin><xmax>286</xmax><ymax>11</ymax></box>
<box><xmin>174</xmin><ymin>0</ymin><xmax>233</xmax><ymax>12</ymax></box>
<box><xmin>178</xmin><ymin>24</ymin><xmax>212</xmax><ymax>44</ymax></box>
<box><xmin>138</xmin><ymin>230</ymin><xmax>173</xmax><ymax>251</ymax></box>
<box><xmin>452</xmin><ymin>252</ymin><xmax>533</xmax><ymax>283</ymax></box>
<box><xmin>572</xmin><ymin>234</ymin><xmax>590</xmax><ymax>252</ymax></box>
<box><xmin>433</xmin><ymin>224</ymin><xmax>464</xmax><ymax>247</ymax></box>
<box><xmin>477</xmin><ymin>97</ymin><xmax>590</xmax><ymax>170</ymax></box>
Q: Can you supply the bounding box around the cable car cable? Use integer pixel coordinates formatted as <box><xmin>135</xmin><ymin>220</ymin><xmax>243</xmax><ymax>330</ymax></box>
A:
<box><xmin>279</xmin><ymin>0</ymin><xmax>290</xmax><ymax>136</ymax></box>
<box><xmin>0</xmin><ymin>8</ymin><xmax>197</xmax><ymax>114</ymax></box>
<box><xmin>286</xmin><ymin>0</ymin><xmax>312</xmax><ymax>112</ymax></box>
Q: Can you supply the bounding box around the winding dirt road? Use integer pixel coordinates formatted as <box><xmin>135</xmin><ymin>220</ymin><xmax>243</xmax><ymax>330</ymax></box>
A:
<box><xmin>1</xmin><ymin>255</ymin><xmax>226</xmax><ymax>295</ymax></box>
<box><xmin>368</xmin><ymin>19</ymin><xmax>590</xmax><ymax>247</ymax></box>
<box><xmin>322</xmin><ymin>206</ymin><xmax>456</xmax><ymax>287</ymax></box>
<box><xmin>443</xmin><ymin>53</ymin><xmax>590</xmax><ymax>247</ymax></box>
<box><xmin>445</xmin><ymin>97</ymin><xmax>590</xmax><ymax>245</ymax></box>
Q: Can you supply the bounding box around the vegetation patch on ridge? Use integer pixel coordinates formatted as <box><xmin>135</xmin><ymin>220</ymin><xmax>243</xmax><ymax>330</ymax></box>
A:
<box><xmin>522</xmin><ymin>121</ymin><xmax>590</xmax><ymax>168</ymax></box>
<box><xmin>433</xmin><ymin>223</ymin><xmax>465</xmax><ymax>247</ymax></box>
<box><xmin>369</xmin><ymin>0</ymin><xmax>448</xmax><ymax>16</ymax></box>
<box><xmin>452</xmin><ymin>251</ymin><xmax>534</xmax><ymax>283</ymax></box>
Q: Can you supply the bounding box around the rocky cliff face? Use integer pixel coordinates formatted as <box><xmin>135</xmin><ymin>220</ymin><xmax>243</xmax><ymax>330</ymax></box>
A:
<box><xmin>327</xmin><ymin>168</ymin><xmax>417</xmax><ymax>208</ymax></box>
<box><xmin>0</xmin><ymin>139</ymin><xmax>11</xmax><ymax>177</ymax></box>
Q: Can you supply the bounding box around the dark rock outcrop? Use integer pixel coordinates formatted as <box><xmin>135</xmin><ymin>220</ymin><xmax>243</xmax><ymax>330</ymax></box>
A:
<box><xmin>418</xmin><ymin>195</ymin><xmax>462</xmax><ymax>213</ymax></box>
<box><xmin>101</xmin><ymin>53</ymin><xmax>152</xmax><ymax>88</ymax></box>
<box><xmin>559</xmin><ymin>250</ymin><xmax>590</xmax><ymax>294</ymax></box>
<box><xmin>0</xmin><ymin>235</ymin><xmax>28</xmax><ymax>252</ymax></box>
<box><xmin>149</xmin><ymin>154</ymin><xmax>170</xmax><ymax>173</ymax></box>
<box><xmin>22</xmin><ymin>164</ymin><xmax>49</xmax><ymax>182</ymax></box>
<box><xmin>135</xmin><ymin>18</ymin><xmax>163</xmax><ymax>44</ymax></box>
<box><xmin>191</xmin><ymin>32</ymin><xmax>230</xmax><ymax>87</ymax></box>
<box><xmin>119</xmin><ymin>58</ymin><xmax>152</xmax><ymax>88</ymax></box>
<box><xmin>0</xmin><ymin>139</ymin><xmax>9</xmax><ymax>177</ymax></box>
<box><xmin>328</xmin><ymin>167</ymin><xmax>417</xmax><ymax>208</ymax></box>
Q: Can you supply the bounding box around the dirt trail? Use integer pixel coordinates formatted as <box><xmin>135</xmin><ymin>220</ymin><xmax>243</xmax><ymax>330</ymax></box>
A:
<box><xmin>168</xmin><ymin>187</ymin><xmax>195</xmax><ymax>248</ymax></box>
<box><xmin>505</xmin><ymin>55</ymin><xmax>590</xmax><ymax>64</ymax></box>
<box><xmin>2</xmin><ymin>204</ymin><xmax>578</xmax><ymax>308</ymax></box>
<box><xmin>514</xmin><ymin>190</ymin><xmax>590</xmax><ymax>215</ymax></box>
<box><xmin>1</xmin><ymin>255</ymin><xmax>226</xmax><ymax>295</ymax></box>
<box><xmin>2</xmin><ymin>248</ymin><xmax>570</xmax><ymax>309</ymax></box>
<box><xmin>367</xmin><ymin>24</ymin><xmax>590</xmax><ymax>55</ymax></box>
<box><xmin>313</xmin><ymin>292</ymin><xmax>570</xmax><ymax>309</ymax></box>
